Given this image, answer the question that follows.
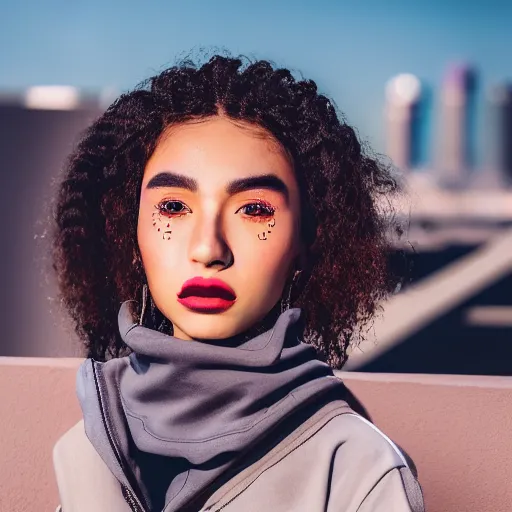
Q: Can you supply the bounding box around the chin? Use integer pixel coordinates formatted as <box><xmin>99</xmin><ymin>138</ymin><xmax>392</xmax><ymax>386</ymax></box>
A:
<box><xmin>186</xmin><ymin>321</ymin><xmax>242</xmax><ymax>341</ymax></box>
<box><xmin>178</xmin><ymin>309</ymin><xmax>261</xmax><ymax>342</ymax></box>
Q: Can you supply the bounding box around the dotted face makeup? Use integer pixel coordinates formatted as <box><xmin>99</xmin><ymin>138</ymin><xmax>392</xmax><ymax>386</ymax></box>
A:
<box><xmin>258</xmin><ymin>217</ymin><xmax>276</xmax><ymax>241</ymax></box>
<box><xmin>152</xmin><ymin>211</ymin><xmax>172</xmax><ymax>240</ymax></box>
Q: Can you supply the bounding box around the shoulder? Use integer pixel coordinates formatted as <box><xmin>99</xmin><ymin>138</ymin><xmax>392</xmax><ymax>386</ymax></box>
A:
<box><xmin>53</xmin><ymin>420</ymin><xmax>131</xmax><ymax>512</ymax></box>
<box><xmin>53</xmin><ymin>419</ymin><xmax>86</xmax><ymax>454</ymax></box>
<box><xmin>313</xmin><ymin>411</ymin><xmax>424</xmax><ymax>511</ymax></box>
<box><xmin>53</xmin><ymin>419</ymin><xmax>103</xmax><ymax>474</ymax></box>
<box><xmin>321</xmin><ymin>411</ymin><xmax>411</xmax><ymax>469</ymax></box>
<box><xmin>200</xmin><ymin>403</ymin><xmax>424</xmax><ymax>511</ymax></box>
<box><xmin>271</xmin><ymin>399</ymin><xmax>411</xmax><ymax>472</ymax></box>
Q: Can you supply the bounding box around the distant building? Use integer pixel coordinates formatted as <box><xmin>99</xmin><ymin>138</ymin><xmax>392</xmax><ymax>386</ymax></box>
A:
<box><xmin>437</xmin><ymin>64</ymin><xmax>478</xmax><ymax>187</ymax></box>
<box><xmin>488</xmin><ymin>84</ymin><xmax>512</xmax><ymax>186</ymax></box>
<box><xmin>0</xmin><ymin>87</ymin><xmax>103</xmax><ymax>357</ymax></box>
<box><xmin>385</xmin><ymin>73</ymin><xmax>422</xmax><ymax>171</ymax></box>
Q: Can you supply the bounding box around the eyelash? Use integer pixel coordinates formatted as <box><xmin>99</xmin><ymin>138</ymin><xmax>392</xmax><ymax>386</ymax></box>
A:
<box><xmin>236</xmin><ymin>201</ymin><xmax>276</xmax><ymax>220</ymax></box>
<box><xmin>156</xmin><ymin>200</ymin><xmax>190</xmax><ymax>217</ymax></box>
<box><xmin>155</xmin><ymin>200</ymin><xmax>275</xmax><ymax>220</ymax></box>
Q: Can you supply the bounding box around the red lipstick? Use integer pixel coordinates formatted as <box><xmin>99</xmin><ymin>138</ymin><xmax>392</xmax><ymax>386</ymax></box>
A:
<box><xmin>177</xmin><ymin>277</ymin><xmax>236</xmax><ymax>313</ymax></box>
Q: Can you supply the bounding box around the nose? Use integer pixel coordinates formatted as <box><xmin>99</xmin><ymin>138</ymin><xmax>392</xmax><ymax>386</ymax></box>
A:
<box><xmin>188</xmin><ymin>208</ymin><xmax>233</xmax><ymax>269</ymax></box>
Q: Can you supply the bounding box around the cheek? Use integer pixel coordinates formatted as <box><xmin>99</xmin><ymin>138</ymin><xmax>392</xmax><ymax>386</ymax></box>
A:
<box><xmin>232</xmin><ymin>217</ymin><xmax>296</xmax><ymax>288</ymax></box>
<box><xmin>137</xmin><ymin>210</ymin><xmax>183</xmax><ymax>284</ymax></box>
<box><xmin>151</xmin><ymin>210</ymin><xmax>173</xmax><ymax>240</ymax></box>
<box><xmin>253</xmin><ymin>217</ymin><xmax>276</xmax><ymax>241</ymax></box>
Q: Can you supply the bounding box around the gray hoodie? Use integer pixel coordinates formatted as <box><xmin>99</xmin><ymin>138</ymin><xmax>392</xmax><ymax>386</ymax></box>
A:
<box><xmin>70</xmin><ymin>303</ymin><xmax>424</xmax><ymax>512</ymax></box>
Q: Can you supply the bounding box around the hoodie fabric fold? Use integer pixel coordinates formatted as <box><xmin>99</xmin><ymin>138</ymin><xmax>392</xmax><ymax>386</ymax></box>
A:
<box><xmin>77</xmin><ymin>302</ymin><xmax>349</xmax><ymax>511</ymax></box>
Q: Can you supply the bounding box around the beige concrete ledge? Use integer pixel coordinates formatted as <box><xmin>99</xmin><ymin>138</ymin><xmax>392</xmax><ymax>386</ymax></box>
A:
<box><xmin>337</xmin><ymin>370</ymin><xmax>512</xmax><ymax>388</ymax></box>
<box><xmin>1</xmin><ymin>357</ymin><xmax>511</xmax><ymax>512</ymax></box>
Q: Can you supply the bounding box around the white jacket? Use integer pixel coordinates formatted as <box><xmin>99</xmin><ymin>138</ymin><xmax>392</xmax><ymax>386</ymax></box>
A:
<box><xmin>53</xmin><ymin>400</ymin><xmax>424</xmax><ymax>511</ymax></box>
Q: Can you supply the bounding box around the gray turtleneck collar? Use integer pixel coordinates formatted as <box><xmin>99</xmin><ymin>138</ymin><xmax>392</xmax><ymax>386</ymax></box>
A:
<box><xmin>77</xmin><ymin>302</ymin><xmax>348</xmax><ymax>511</ymax></box>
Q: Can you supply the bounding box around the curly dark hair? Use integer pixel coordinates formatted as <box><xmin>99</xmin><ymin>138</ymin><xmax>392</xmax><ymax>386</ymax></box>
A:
<box><xmin>53</xmin><ymin>55</ymin><xmax>402</xmax><ymax>369</ymax></box>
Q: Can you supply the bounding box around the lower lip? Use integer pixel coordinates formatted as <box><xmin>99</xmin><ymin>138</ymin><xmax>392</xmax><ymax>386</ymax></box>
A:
<box><xmin>177</xmin><ymin>296</ymin><xmax>236</xmax><ymax>313</ymax></box>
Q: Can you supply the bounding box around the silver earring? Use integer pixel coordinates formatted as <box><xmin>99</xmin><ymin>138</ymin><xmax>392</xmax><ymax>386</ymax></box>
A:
<box><xmin>281</xmin><ymin>270</ymin><xmax>301</xmax><ymax>313</ymax></box>
<box><xmin>139</xmin><ymin>284</ymin><xmax>148</xmax><ymax>326</ymax></box>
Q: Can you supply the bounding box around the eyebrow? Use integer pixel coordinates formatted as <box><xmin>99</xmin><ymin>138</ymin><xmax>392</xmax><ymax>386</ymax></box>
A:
<box><xmin>146</xmin><ymin>172</ymin><xmax>197</xmax><ymax>191</ymax></box>
<box><xmin>146</xmin><ymin>171</ymin><xmax>289</xmax><ymax>201</ymax></box>
<box><xmin>227</xmin><ymin>174</ymin><xmax>289</xmax><ymax>201</ymax></box>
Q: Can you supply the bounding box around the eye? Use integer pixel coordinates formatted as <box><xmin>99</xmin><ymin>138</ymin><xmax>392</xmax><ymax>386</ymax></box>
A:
<box><xmin>238</xmin><ymin>202</ymin><xmax>275</xmax><ymax>217</ymax></box>
<box><xmin>157</xmin><ymin>200</ymin><xmax>190</xmax><ymax>216</ymax></box>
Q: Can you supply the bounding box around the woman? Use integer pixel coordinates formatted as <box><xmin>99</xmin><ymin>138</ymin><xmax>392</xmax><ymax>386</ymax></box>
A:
<box><xmin>52</xmin><ymin>55</ymin><xmax>424</xmax><ymax>511</ymax></box>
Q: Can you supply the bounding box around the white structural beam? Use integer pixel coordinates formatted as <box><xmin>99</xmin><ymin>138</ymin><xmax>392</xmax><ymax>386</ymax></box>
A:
<box><xmin>344</xmin><ymin>228</ymin><xmax>512</xmax><ymax>370</ymax></box>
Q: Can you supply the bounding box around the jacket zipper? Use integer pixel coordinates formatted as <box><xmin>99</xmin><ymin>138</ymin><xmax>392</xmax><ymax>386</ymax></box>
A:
<box><xmin>122</xmin><ymin>485</ymin><xmax>146</xmax><ymax>512</ymax></box>
<box><xmin>92</xmin><ymin>361</ymin><xmax>149</xmax><ymax>512</ymax></box>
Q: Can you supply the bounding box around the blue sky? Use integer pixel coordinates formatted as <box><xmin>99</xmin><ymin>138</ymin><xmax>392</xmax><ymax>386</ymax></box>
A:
<box><xmin>1</xmin><ymin>0</ymin><xmax>511</xmax><ymax>157</ymax></box>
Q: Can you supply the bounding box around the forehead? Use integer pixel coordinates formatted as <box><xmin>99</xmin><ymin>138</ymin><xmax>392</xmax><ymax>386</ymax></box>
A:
<box><xmin>143</xmin><ymin>116</ymin><xmax>294</xmax><ymax>188</ymax></box>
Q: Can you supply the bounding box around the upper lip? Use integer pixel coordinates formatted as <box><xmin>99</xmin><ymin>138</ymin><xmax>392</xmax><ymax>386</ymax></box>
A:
<box><xmin>178</xmin><ymin>277</ymin><xmax>237</xmax><ymax>300</ymax></box>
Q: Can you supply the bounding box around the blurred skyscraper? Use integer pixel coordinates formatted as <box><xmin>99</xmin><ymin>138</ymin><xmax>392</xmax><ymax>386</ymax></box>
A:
<box><xmin>437</xmin><ymin>64</ymin><xmax>478</xmax><ymax>187</ymax></box>
<box><xmin>385</xmin><ymin>73</ymin><xmax>422</xmax><ymax>171</ymax></box>
<box><xmin>488</xmin><ymin>84</ymin><xmax>512</xmax><ymax>186</ymax></box>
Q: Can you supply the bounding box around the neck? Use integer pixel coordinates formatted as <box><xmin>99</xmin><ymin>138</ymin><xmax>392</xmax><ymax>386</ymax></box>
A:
<box><xmin>139</xmin><ymin>299</ymin><xmax>288</xmax><ymax>348</ymax></box>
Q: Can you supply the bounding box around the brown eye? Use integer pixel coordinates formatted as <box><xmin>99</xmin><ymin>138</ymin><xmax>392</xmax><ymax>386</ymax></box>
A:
<box><xmin>159</xmin><ymin>200</ymin><xmax>189</xmax><ymax>215</ymax></box>
<box><xmin>240</xmin><ymin>203</ymin><xmax>275</xmax><ymax>217</ymax></box>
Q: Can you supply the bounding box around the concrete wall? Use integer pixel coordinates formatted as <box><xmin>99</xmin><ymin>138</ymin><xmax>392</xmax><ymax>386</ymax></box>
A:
<box><xmin>0</xmin><ymin>104</ymin><xmax>100</xmax><ymax>358</ymax></box>
<box><xmin>1</xmin><ymin>357</ymin><xmax>511</xmax><ymax>511</ymax></box>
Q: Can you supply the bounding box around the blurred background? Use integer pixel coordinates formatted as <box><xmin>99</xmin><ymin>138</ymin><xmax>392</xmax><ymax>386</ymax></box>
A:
<box><xmin>0</xmin><ymin>0</ymin><xmax>510</xmax><ymax>374</ymax></box>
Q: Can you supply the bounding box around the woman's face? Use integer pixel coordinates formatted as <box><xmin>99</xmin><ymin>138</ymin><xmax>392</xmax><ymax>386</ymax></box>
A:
<box><xmin>137</xmin><ymin>116</ymin><xmax>301</xmax><ymax>341</ymax></box>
